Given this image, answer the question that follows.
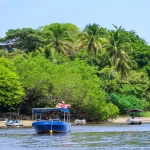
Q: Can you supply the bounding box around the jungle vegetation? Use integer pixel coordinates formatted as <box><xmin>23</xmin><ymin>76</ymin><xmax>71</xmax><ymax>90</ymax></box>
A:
<box><xmin>0</xmin><ymin>23</ymin><xmax>150</xmax><ymax>121</ymax></box>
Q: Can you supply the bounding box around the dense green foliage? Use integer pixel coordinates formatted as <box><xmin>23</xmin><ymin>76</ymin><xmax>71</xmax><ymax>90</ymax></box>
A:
<box><xmin>110</xmin><ymin>94</ymin><xmax>149</xmax><ymax>114</ymax></box>
<box><xmin>0</xmin><ymin>57</ymin><xmax>24</xmax><ymax>107</ymax></box>
<box><xmin>0</xmin><ymin>28</ymin><xmax>42</xmax><ymax>53</ymax></box>
<box><xmin>1</xmin><ymin>22</ymin><xmax>150</xmax><ymax>121</ymax></box>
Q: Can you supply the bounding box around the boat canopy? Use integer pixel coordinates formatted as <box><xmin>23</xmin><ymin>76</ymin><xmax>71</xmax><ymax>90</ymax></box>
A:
<box><xmin>128</xmin><ymin>109</ymin><xmax>143</xmax><ymax>112</ymax></box>
<box><xmin>32</xmin><ymin>108</ymin><xmax>70</xmax><ymax>114</ymax></box>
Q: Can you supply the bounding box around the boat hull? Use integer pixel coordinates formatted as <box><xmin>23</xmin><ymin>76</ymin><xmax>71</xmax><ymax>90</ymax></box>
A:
<box><xmin>74</xmin><ymin>119</ymin><xmax>86</xmax><ymax>125</ymax></box>
<box><xmin>126</xmin><ymin>118</ymin><xmax>142</xmax><ymax>125</ymax></box>
<box><xmin>6</xmin><ymin>124</ymin><xmax>23</xmax><ymax>127</ymax></box>
<box><xmin>5</xmin><ymin>121</ymin><xmax>23</xmax><ymax>127</ymax></box>
<box><xmin>127</xmin><ymin>122</ymin><xmax>142</xmax><ymax>125</ymax></box>
<box><xmin>32</xmin><ymin>120</ymin><xmax>71</xmax><ymax>134</ymax></box>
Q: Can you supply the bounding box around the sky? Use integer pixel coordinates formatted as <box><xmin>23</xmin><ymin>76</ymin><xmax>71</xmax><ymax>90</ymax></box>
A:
<box><xmin>0</xmin><ymin>0</ymin><xmax>150</xmax><ymax>44</ymax></box>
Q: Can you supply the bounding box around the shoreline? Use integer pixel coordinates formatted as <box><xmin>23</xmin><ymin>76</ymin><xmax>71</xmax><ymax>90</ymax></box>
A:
<box><xmin>108</xmin><ymin>117</ymin><xmax>150</xmax><ymax>123</ymax></box>
<box><xmin>1</xmin><ymin>117</ymin><xmax>150</xmax><ymax>127</ymax></box>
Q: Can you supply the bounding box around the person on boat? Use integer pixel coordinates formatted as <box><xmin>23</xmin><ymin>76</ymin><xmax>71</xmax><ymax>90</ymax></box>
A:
<box><xmin>15</xmin><ymin>120</ymin><xmax>19</xmax><ymax>123</ymax></box>
<box><xmin>55</xmin><ymin>116</ymin><xmax>60</xmax><ymax>121</ymax></box>
<box><xmin>3</xmin><ymin>117</ymin><xmax>7</xmax><ymax>122</ymax></box>
<box><xmin>42</xmin><ymin>115</ymin><xmax>48</xmax><ymax>120</ymax></box>
<box><xmin>131</xmin><ymin>115</ymin><xmax>135</xmax><ymax>119</ymax></box>
<box><xmin>6</xmin><ymin>117</ymin><xmax>10</xmax><ymax>122</ymax></box>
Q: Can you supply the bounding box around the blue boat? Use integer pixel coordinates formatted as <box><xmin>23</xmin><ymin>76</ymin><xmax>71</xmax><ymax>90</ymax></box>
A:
<box><xmin>32</xmin><ymin>108</ymin><xmax>71</xmax><ymax>134</ymax></box>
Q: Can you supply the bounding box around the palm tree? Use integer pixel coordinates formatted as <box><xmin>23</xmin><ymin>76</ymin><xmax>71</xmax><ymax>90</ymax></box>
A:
<box><xmin>78</xmin><ymin>24</ymin><xmax>107</xmax><ymax>65</ymax></box>
<box><xmin>106</xmin><ymin>25</ymin><xmax>133</xmax><ymax>79</ymax></box>
<box><xmin>38</xmin><ymin>45</ymin><xmax>56</xmax><ymax>62</ymax></box>
<box><xmin>43</xmin><ymin>23</ymin><xmax>74</xmax><ymax>56</ymax></box>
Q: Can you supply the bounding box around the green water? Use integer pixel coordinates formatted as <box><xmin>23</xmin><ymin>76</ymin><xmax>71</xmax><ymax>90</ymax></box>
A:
<box><xmin>0</xmin><ymin>123</ymin><xmax>150</xmax><ymax>150</ymax></box>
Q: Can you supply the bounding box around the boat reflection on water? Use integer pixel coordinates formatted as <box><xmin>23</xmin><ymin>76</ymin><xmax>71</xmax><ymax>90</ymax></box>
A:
<box><xmin>34</xmin><ymin>131</ymin><xmax>71</xmax><ymax>137</ymax></box>
<box><xmin>1</xmin><ymin>125</ymin><xmax>150</xmax><ymax>149</ymax></box>
<box><xmin>33</xmin><ymin>131</ymin><xmax>72</xmax><ymax>148</ymax></box>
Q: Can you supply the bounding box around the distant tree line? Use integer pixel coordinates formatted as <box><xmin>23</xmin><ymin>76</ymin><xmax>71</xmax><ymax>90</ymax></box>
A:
<box><xmin>0</xmin><ymin>23</ymin><xmax>150</xmax><ymax>121</ymax></box>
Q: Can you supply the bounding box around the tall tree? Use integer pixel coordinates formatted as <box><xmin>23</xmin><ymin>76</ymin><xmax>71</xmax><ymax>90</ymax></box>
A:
<box><xmin>1</xmin><ymin>28</ymin><xmax>42</xmax><ymax>53</ymax></box>
<box><xmin>42</xmin><ymin>23</ymin><xmax>74</xmax><ymax>56</ymax></box>
<box><xmin>124</xmin><ymin>30</ymin><xmax>150</xmax><ymax>70</ymax></box>
<box><xmin>77</xmin><ymin>23</ymin><xmax>107</xmax><ymax>65</ymax></box>
<box><xmin>0</xmin><ymin>57</ymin><xmax>24</xmax><ymax>109</ymax></box>
<box><xmin>106</xmin><ymin>25</ymin><xmax>133</xmax><ymax>79</ymax></box>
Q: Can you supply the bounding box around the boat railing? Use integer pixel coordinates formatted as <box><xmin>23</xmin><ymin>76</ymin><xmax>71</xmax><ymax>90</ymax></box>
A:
<box><xmin>32</xmin><ymin>108</ymin><xmax>70</xmax><ymax>123</ymax></box>
<box><xmin>32</xmin><ymin>113</ymin><xmax>70</xmax><ymax>123</ymax></box>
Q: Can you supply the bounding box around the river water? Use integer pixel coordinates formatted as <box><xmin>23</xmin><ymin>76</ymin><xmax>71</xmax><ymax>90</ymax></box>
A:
<box><xmin>0</xmin><ymin>123</ymin><xmax>150</xmax><ymax>150</ymax></box>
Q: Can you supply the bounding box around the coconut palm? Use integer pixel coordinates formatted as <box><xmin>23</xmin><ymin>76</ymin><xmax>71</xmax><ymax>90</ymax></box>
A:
<box><xmin>106</xmin><ymin>25</ymin><xmax>133</xmax><ymax>79</ymax></box>
<box><xmin>78</xmin><ymin>24</ymin><xmax>107</xmax><ymax>65</ymax></box>
<box><xmin>43</xmin><ymin>23</ymin><xmax>74</xmax><ymax>56</ymax></box>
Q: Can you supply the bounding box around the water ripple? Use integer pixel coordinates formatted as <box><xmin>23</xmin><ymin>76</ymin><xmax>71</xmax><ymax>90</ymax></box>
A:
<box><xmin>0</xmin><ymin>123</ymin><xmax>150</xmax><ymax>150</ymax></box>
